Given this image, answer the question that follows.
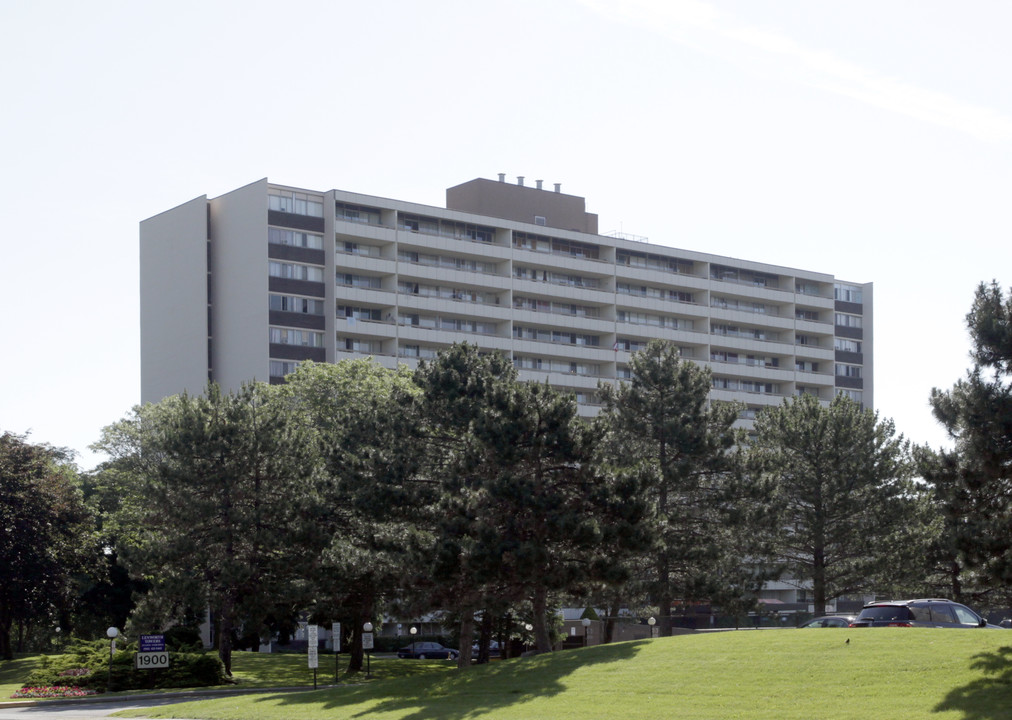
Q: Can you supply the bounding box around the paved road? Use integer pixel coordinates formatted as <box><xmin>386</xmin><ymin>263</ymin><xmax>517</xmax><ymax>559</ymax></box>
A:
<box><xmin>0</xmin><ymin>696</ymin><xmax>203</xmax><ymax>719</ymax></box>
<box><xmin>0</xmin><ymin>687</ymin><xmax>318</xmax><ymax>720</ymax></box>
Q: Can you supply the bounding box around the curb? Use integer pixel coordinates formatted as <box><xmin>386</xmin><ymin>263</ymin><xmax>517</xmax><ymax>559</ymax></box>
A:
<box><xmin>1</xmin><ymin>684</ymin><xmax>333</xmax><ymax>709</ymax></box>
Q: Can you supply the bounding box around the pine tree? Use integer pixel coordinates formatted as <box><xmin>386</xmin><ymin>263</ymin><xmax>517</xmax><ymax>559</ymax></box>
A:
<box><xmin>929</xmin><ymin>280</ymin><xmax>1012</xmax><ymax>596</ymax></box>
<box><xmin>748</xmin><ymin>394</ymin><xmax>912</xmax><ymax>615</ymax></box>
<box><xmin>597</xmin><ymin>340</ymin><xmax>768</xmax><ymax>634</ymax></box>
<box><xmin>96</xmin><ymin>383</ymin><xmax>324</xmax><ymax>674</ymax></box>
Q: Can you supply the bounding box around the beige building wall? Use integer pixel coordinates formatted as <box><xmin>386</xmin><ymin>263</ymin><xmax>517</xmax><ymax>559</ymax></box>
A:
<box><xmin>140</xmin><ymin>195</ymin><xmax>210</xmax><ymax>404</ymax></box>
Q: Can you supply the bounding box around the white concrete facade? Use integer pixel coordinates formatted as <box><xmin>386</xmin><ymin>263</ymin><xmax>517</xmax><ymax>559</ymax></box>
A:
<box><xmin>140</xmin><ymin>177</ymin><xmax>872</xmax><ymax>421</ymax></box>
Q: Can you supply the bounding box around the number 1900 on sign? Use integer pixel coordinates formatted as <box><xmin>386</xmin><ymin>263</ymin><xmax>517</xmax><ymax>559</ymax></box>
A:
<box><xmin>135</xmin><ymin>651</ymin><xmax>170</xmax><ymax>669</ymax></box>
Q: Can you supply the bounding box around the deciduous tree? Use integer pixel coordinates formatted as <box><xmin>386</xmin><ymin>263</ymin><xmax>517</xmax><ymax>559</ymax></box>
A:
<box><xmin>0</xmin><ymin>432</ymin><xmax>97</xmax><ymax>659</ymax></box>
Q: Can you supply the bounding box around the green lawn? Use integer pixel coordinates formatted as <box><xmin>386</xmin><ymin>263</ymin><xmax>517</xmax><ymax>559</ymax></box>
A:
<box><xmin>112</xmin><ymin>630</ymin><xmax>1012</xmax><ymax>720</ymax></box>
<box><xmin>0</xmin><ymin>650</ymin><xmax>453</xmax><ymax>701</ymax></box>
<box><xmin>228</xmin><ymin>652</ymin><xmax>456</xmax><ymax>688</ymax></box>
<box><xmin>0</xmin><ymin>655</ymin><xmax>43</xmax><ymax>700</ymax></box>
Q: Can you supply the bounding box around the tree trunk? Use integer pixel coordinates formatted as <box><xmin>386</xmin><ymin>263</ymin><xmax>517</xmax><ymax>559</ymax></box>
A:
<box><xmin>475</xmin><ymin>609</ymin><xmax>493</xmax><ymax>664</ymax></box>
<box><xmin>218</xmin><ymin>597</ymin><xmax>234</xmax><ymax>676</ymax></box>
<box><xmin>604</xmin><ymin>598</ymin><xmax>621</xmax><ymax>644</ymax></box>
<box><xmin>950</xmin><ymin>559</ymin><xmax>963</xmax><ymax>603</ymax></box>
<box><xmin>457</xmin><ymin>611</ymin><xmax>475</xmax><ymax>668</ymax></box>
<box><xmin>0</xmin><ymin>603</ymin><xmax>12</xmax><ymax>660</ymax></box>
<box><xmin>813</xmin><ymin>545</ymin><xmax>827</xmax><ymax>617</ymax></box>
<box><xmin>532</xmin><ymin>587</ymin><xmax>552</xmax><ymax>653</ymax></box>
<box><xmin>347</xmin><ymin>604</ymin><xmax>366</xmax><ymax>673</ymax></box>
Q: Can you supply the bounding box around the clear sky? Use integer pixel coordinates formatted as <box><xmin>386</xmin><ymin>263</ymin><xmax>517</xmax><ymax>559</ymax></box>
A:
<box><xmin>2</xmin><ymin>0</ymin><xmax>1010</xmax><ymax>470</ymax></box>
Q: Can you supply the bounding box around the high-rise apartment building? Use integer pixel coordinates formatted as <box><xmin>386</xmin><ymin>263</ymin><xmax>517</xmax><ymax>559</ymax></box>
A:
<box><xmin>140</xmin><ymin>176</ymin><xmax>872</xmax><ymax>422</ymax></box>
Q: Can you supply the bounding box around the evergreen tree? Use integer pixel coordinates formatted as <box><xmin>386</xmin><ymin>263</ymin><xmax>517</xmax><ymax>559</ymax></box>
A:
<box><xmin>414</xmin><ymin>344</ymin><xmax>647</xmax><ymax>659</ymax></box>
<box><xmin>928</xmin><ymin>280</ymin><xmax>1012</xmax><ymax>596</ymax></box>
<box><xmin>748</xmin><ymin>394</ymin><xmax>912</xmax><ymax>615</ymax></box>
<box><xmin>281</xmin><ymin>359</ymin><xmax>425</xmax><ymax>672</ymax></box>
<box><xmin>597</xmin><ymin>340</ymin><xmax>770</xmax><ymax>635</ymax></box>
<box><xmin>95</xmin><ymin>383</ymin><xmax>324</xmax><ymax>674</ymax></box>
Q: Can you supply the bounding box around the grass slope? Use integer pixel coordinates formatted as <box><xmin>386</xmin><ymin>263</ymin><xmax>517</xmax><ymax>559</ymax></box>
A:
<box><xmin>0</xmin><ymin>655</ymin><xmax>42</xmax><ymax>700</ymax></box>
<box><xmin>115</xmin><ymin>630</ymin><xmax>1012</xmax><ymax>720</ymax></box>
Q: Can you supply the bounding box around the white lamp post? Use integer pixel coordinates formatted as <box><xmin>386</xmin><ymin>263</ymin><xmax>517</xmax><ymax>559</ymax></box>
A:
<box><xmin>581</xmin><ymin>617</ymin><xmax>591</xmax><ymax>647</ymax></box>
<box><xmin>106</xmin><ymin>627</ymin><xmax>119</xmax><ymax>691</ymax></box>
<box><xmin>410</xmin><ymin>626</ymin><xmax>417</xmax><ymax>656</ymax></box>
<box><xmin>647</xmin><ymin>616</ymin><xmax>657</xmax><ymax>638</ymax></box>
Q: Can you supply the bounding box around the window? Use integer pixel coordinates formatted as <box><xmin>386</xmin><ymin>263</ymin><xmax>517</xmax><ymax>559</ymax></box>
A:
<box><xmin>269</xmin><ymin>327</ymin><xmax>323</xmax><ymax>347</ymax></box>
<box><xmin>534</xmin><ymin>215</ymin><xmax>547</xmax><ymax>226</ymax></box>
<box><xmin>338</xmin><ymin>273</ymin><xmax>382</xmax><ymax>289</ymax></box>
<box><xmin>269</xmin><ymin>227</ymin><xmax>323</xmax><ymax>249</ymax></box>
<box><xmin>796</xmin><ymin>361</ymin><xmax>819</xmax><ymax>372</ymax></box>
<box><xmin>335</xmin><ymin>202</ymin><xmax>382</xmax><ymax>225</ymax></box>
<box><xmin>710</xmin><ymin>265</ymin><xmax>779</xmax><ymax>289</ymax></box>
<box><xmin>837</xmin><ymin>388</ymin><xmax>863</xmax><ymax>403</ymax></box>
<box><xmin>796</xmin><ymin>309</ymin><xmax>819</xmax><ymax>321</ymax></box>
<box><xmin>835</xmin><ymin>283</ymin><xmax>863</xmax><ymax>303</ymax></box>
<box><xmin>340</xmin><ymin>241</ymin><xmax>382</xmax><ymax>257</ymax></box>
<box><xmin>711</xmin><ymin>296</ymin><xmax>774</xmax><ymax>315</ymax></box>
<box><xmin>338</xmin><ymin>306</ymin><xmax>383</xmax><ymax>322</ymax></box>
<box><xmin>269</xmin><ymin>360</ymin><xmax>300</xmax><ymax>377</ymax></box>
<box><xmin>269</xmin><ymin>190</ymin><xmax>323</xmax><ymax>217</ymax></box>
<box><xmin>834</xmin><ymin>338</ymin><xmax>862</xmax><ymax>353</ymax></box>
<box><xmin>339</xmin><ymin>337</ymin><xmax>382</xmax><ymax>353</ymax></box>
<box><xmin>269</xmin><ymin>261</ymin><xmax>324</xmax><ymax>283</ymax></box>
<box><xmin>617</xmin><ymin>250</ymin><xmax>694</xmax><ymax>275</ymax></box>
<box><xmin>835</xmin><ymin>313</ymin><xmax>863</xmax><ymax>328</ymax></box>
<box><xmin>269</xmin><ymin>294</ymin><xmax>324</xmax><ymax>315</ymax></box>
<box><xmin>836</xmin><ymin>364</ymin><xmax>862</xmax><ymax>378</ymax></box>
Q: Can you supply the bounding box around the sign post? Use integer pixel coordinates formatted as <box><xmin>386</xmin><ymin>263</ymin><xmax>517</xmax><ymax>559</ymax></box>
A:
<box><xmin>307</xmin><ymin>625</ymin><xmax>318</xmax><ymax>690</ymax></box>
<box><xmin>135</xmin><ymin>634</ymin><xmax>169</xmax><ymax>670</ymax></box>
<box><xmin>362</xmin><ymin>624</ymin><xmax>374</xmax><ymax>679</ymax></box>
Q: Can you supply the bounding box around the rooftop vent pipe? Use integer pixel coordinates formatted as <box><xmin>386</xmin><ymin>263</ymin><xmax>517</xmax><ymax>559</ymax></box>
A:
<box><xmin>497</xmin><ymin>173</ymin><xmax>506</xmax><ymax>182</ymax></box>
<box><xmin>517</xmin><ymin>176</ymin><xmax>524</xmax><ymax>186</ymax></box>
<box><xmin>554</xmin><ymin>183</ymin><xmax>561</xmax><ymax>193</ymax></box>
<box><xmin>536</xmin><ymin>179</ymin><xmax>543</xmax><ymax>190</ymax></box>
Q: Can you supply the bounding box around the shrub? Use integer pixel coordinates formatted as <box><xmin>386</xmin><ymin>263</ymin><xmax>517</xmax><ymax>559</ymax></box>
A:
<box><xmin>22</xmin><ymin>638</ymin><xmax>226</xmax><ymax>693</ymax></box>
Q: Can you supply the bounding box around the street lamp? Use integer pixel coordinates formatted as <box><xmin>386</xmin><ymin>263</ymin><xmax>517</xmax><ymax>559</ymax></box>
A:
<box><xmin>410</xmin><ymin>626</ymin><xmax>417</xmax><ymax>656</ymax></box>
<box><xmin>363</xmin><ymin>622</ymin><xmax>374</xmax><ymax>679</ymax></box>
<box><xmin>581</xmin><ymin>617</ymin><xmax>591</xmax><ymax>647</ymax></box>
<box><xmin>647</xmin><ymin>616</ymin><xmax>656</xmax><ymax>638</ymax></box>
<box><xmin>106</xmin><ymin>627</ymin><xmax>119</xmax><ymax>692</ymax></box>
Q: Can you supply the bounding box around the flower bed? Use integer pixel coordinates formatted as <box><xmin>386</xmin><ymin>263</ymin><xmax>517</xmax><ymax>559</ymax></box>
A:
<box><xmin>11</xmin><ymin>686</ymin><xmax>97</xmax><ymax>699</ymax></box>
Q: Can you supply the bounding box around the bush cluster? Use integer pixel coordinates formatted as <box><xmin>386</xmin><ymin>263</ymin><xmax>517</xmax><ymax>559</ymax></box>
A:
<box><xmin>23</xmin><ymin>639</ymin><xmax>226</xmax><ymax>692</ymax></box>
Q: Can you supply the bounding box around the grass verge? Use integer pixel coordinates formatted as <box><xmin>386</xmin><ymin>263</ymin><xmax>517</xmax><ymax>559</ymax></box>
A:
<box><xmin>111</xmin><ymin>629</ymin><xmax>1012</xmax><ymax>720</ymax></box>
<box><xmin>0</xmin><ymin>655</ymin><xmax>43</xmax><ymax>701</ymax></box>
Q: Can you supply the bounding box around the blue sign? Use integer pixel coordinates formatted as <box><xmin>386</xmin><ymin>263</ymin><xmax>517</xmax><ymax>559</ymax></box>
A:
<box><xmin>140</xmin><ymin>634</ymin><xmax>166</xmax><ymax>652</ymax></box>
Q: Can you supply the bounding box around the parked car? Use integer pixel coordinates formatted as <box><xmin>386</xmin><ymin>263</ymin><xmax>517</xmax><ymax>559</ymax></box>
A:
<box><xmin>397</xmin><ymin>641</ymin><xmax>459</xmax><ymax>659</ymax></box>
<box><xmin>798</xmin><ymin>615</ymin><xmax>855</xmax><ymax>628</ymax></box>
<box><xmin>849</xmin><ymin>599</ymin><xmax>1000</xmax><ymax>628</ymax></box>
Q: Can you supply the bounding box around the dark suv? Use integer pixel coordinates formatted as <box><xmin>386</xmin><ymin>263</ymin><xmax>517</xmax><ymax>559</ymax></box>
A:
<box><xmin>850</xmin><ymin>599</ymin><xmax>991</xmax><ymax>628</ymax></box>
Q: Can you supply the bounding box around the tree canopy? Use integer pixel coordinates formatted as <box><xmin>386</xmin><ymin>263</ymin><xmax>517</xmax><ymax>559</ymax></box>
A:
<box><xmin>596</xmin><ymin>340</ymin><xmax>773</xmax><ymax>634</ymax></box>
<box><xmin>94</xmin><ymin>383</ymin><xmax>325</xmax><ymax>674</ymax></box>
<box><xmin>747</xmin><ymin>394</ymin><xmax>912</xmax><ymax>615</ymax></box>
<box><xmin>927</xmin><ymin>280</ymin><xmax>1012</xmax><ymax>598</ymax></box>
<box><xmin>0</xmin><ymin>432</ymin><xmax>96</xmax><ymax>659</ymax></box>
